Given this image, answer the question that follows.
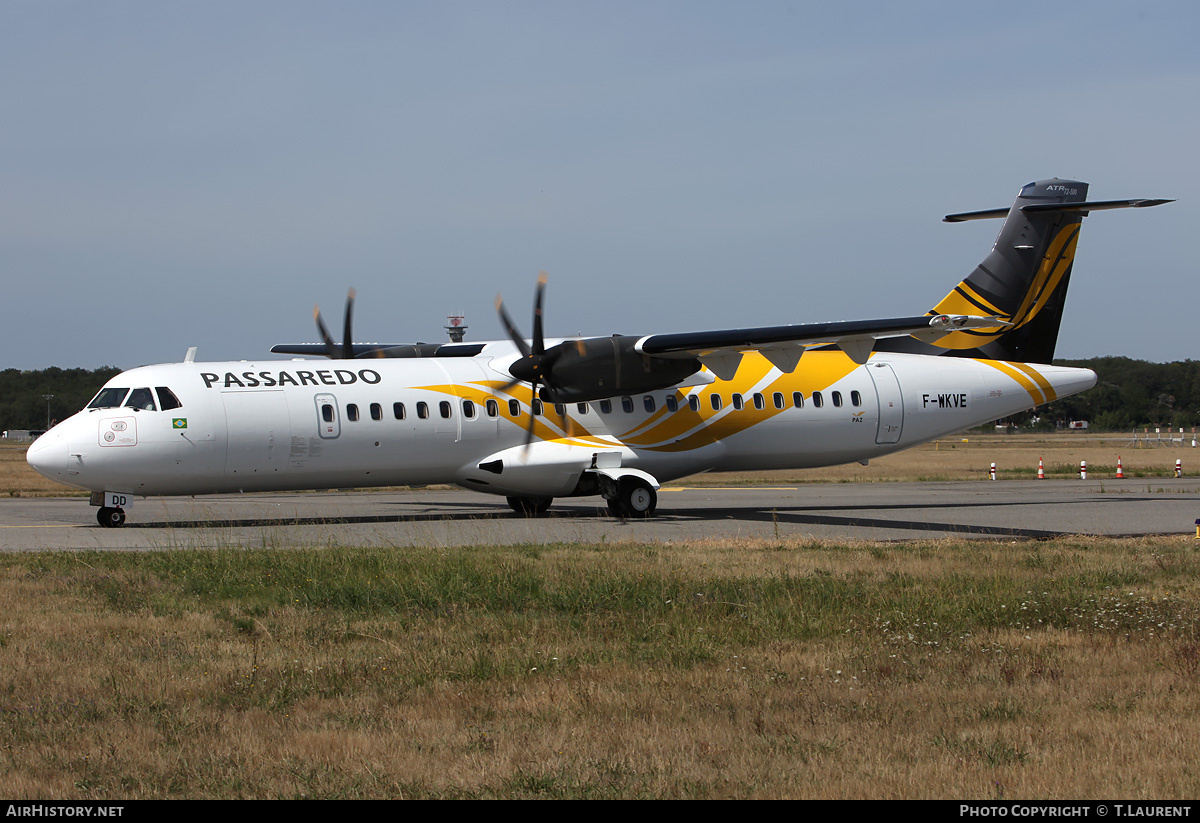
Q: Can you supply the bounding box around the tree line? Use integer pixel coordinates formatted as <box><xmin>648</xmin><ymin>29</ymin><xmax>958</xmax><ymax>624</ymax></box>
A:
<box><xmin>1012</xmin><ymin>357</ymin><xmax>1200</xmax><ymax>432</ymax></box>
<box><xmin>1</xmin><ymin>358</ymin><xmax>1197</xmax><ymax>433</ymax></box>
<box><xmin>0</xmin><ymin>367</ymin><xmax>121</xmax><ymax>432</ymax></box>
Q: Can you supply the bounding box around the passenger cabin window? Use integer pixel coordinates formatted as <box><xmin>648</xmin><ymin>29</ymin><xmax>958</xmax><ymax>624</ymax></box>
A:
<box><xmin>732</xmin><ymin>393</ymin><xmax>743</xmax><ymax>410</ymax></box>
<box><xmin>812</xmin><ymin>391</ymin><xmax>824</xmax><ymax>408</ymax></box>
<box><xmin>665</xmin><ymin>396</ymin><xmax>678</xmax><ymax>413</ymax></box>
<box><xmin>417</xmin><ymin>402</ymin><xmax>429</xmax><ymax>420</ymax></box>
<box><xmin>793</xmin><ymin>392</ymin><xmax>804</xmax><ymax>408</ymax></box>
<box><xmin>851</xmin><ymin>390</ymin><xmax>862</xmax><ymax>407</ymax></box>
<box><xmin>621</xmin><ymin>397</ymin><xmax>634</xmax><ymax>413</ymax></box>
<box><xmin>486</xmin><ymin>399</ymin><xmax>499</xmax><ymax>418</ymax></box>
<box><xmin>156</xmin><ymin>387</ymin><xmax>182</xmax><ymax>411</ymax></box>
<box><xmin>439</xmin><ymin>401</ymin><xmax>452</xmax><ymax>419</ymax></box>
<box><xmin>370</xmin><ymin>403</ymin><xmax>382</xmax><ymax>421</ymax></box>
<box><xmin>688</xmin><ymin>396</ymin><xmax>700</xmax><ymax>412</ymax></box>
<box><xmin>393</xmin><ymin>402</ymin><xmax>406</xmax><ymax>420</ymax></box>
<box><xmin>531</xmin><ymin>399</ymin><xmax>543</xmax><ymax>416</ymax></box>
<box><xmin>643</xmin><ymin>396</ymin><xmax>655</xmax><ymax>412</ymax></box>
<box><xmin>462</xmin><ymin>400</ymin><xmax>475</xmax><ymax>419</ymax></box>
<box><xmin>832</xmin><ymin>391</ymin><xmax>843</xmax><ymax>408</ymax></box>
<box><xmin>577</xmin><ymin>403</ymin><xmax>588</xmax><ymax>415</ymax></box>
<box><xmin>599</xmin><ymin>400</ymin><xmax>612</xmax><ymax>414</ymax></box>
<box><xmin>125</xmin><ymin>388</ymin><xmax>156</xmax><ymax>411</ymax></box>
<box><xmin>773</xmin><ymin>392</ymin><xmax>784</xmax><ymax>410</ymax></box>
<box><xmin>508</xmin><ymin>399</ymin><xmax>520</xmax><ymax>417</ymax></box>
<box><xmin>347</xmin><ymin>403</ymin><xmax>359</xmax><ymax>422</ymax></box>
<box><xmin>711</xmin><ymin>395</ymin><xmax>722</xmax><ymax>411</ymax></box>
<box><xmin>753</xmin><ymin>393</ymin><xmax>765</xmax><ymax>410</ymax></box>
<box><xmin>89</xmin><ymin>388</ymin><xmax>129</xmax><ymax>409</ymax></box>
<box><xmin>554</xmin><ymin>403</ymin><xmax>565</xmax><ymax>417</ymax></box>
<box><xmin>322</xmin><ymin>404</ymin><xmax>335</xmax><ymax>423</ymax></box>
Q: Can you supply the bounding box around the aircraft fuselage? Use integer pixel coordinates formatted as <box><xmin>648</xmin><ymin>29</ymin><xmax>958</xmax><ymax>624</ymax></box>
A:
<box><xmin>27</xmin><ymin>346</ymin><xmax>1096</xmax><ymax>505</ymax></box>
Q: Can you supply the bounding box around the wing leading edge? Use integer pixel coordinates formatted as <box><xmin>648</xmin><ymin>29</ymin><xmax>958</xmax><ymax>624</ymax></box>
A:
<box><xmin>634</xmin><ymin>314</ymin><xmax>1008</xmax><ymax>379</ymax></box>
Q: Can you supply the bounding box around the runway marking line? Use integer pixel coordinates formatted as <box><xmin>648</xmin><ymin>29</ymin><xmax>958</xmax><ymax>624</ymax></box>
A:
<box><xmin>662</xmin><ymin>487</ymin><xmax>800</xmax><ymax>492</ymax></box>
<box><xmin>0</xmin><ymin>524</ymin><xmax>84</xmax><ymax>529</ymax></box>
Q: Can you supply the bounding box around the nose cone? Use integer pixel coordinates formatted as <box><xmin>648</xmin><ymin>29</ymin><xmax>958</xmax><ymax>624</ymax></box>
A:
<box><xmin>26</xmin><ymin>428</ymin><xmax>68</xmax><ymax>484</ymax></box>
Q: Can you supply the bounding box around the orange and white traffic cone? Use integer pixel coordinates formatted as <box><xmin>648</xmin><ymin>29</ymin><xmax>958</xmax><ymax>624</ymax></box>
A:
<box><xmin>1116</xmin><ymin>456</ymin><xmax>1125</xmax><ymax>479</ymax></box>
<box><xmin>1037</xmin><ymin>458</ymin><xmax>1045</xmax><ymax>480</ymax></box>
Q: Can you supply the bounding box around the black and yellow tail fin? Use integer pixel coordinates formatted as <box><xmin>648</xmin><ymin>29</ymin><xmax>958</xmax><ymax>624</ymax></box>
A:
<box><xmin>878</xmin><ymin>179</ymin><xmax>1171</xmax><ymax>363</ymax></box>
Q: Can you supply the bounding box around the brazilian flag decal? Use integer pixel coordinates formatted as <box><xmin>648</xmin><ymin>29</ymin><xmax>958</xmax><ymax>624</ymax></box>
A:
<box><xmin>172</xmin><ymin>418</ymin><xmax>188</xmax><ymax>429</ymax></box>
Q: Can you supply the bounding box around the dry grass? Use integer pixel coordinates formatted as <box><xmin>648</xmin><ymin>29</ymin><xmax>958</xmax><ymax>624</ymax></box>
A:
<box><xmin>1</xmin><ymin>535</ymin><xmax>1198</xmax><ymax>798</ymax></box>
<box><xmin>5</xmin><ymin>433</ymin><xmax>1193</xmax><ymax>499</ymax></box>
<box><xmin>680</xmin><ymin>433</ymin><xmax>1196</xmax><ymax>485</ymax></box>
<box><xmin>0</xmin><ymin>443</ymin><xmax>89</xmax><ymax>497</ymax></box>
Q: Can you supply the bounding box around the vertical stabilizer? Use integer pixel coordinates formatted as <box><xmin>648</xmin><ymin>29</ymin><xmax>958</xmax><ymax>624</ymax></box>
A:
<box><xmin>877</xmin><ymin>179</ymin><xmax>1169</xmax><ymax>364</ymax></box>
<box><xmin>882</xmin><ymin>179</ymin><xmax>1093</xmax><ymax>363</ymax></box>
<box><xmin>929</xmin><ymin>179</ymin><xmax>1089</xmax><ymax>362</ymax></box>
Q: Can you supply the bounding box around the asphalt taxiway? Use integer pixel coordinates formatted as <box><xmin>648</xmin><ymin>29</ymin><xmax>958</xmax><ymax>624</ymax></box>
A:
<box><xmin>2</xmin><ymin>479</ymin><xmax>1198</xmax><ymax>551</ymax></box>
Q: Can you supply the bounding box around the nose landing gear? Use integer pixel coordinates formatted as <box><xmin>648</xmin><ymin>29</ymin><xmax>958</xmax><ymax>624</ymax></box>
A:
<box><xmin>96</xmin><ymin>506</ymin><xmax>126</xmax><ymax>528</ymax></box>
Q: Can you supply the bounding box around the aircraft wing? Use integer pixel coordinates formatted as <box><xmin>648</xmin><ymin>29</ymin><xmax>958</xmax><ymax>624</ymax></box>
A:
<box><xmin>269</xmin><ymin>342</ymin><xmax>486</xmax><ymax>359</ymax></box>
<box><xmin>634</xmin><ymin>314</ymin><xmax>1007</xmax><ymax>379</ymax></box>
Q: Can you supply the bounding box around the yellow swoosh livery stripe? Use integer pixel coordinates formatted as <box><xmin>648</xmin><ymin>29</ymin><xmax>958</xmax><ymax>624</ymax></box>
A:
<box><xmin>1006</xmin><ymin>362</ymin><xmax>1057</xmax><ymax>403</ymax></box>
<box><xmin>1010</xmin><ymin>225</ymin><xmax>1078</xmax><ymax>331</ymax></box>
<box><xmin>418</xmin><ymin>350</ymin><xmax>864</xmax><ymax>453</ymax></box>
<box><xmin>418</xmin><ymin>382</ymin><xmax>615</xmax><ymax>448</ymax></box>
<box><xmin>978</xmin><ymin>360</ymin><xmax>1053</xmax><ymax>406</ymax></box>
<box><xmin>927</xmin><ymin>224</ymin><xmax>1079</xmax><ymax>351</ymax></box>
<box><xmin>630</xmin><ymin>351</ymin><xmax>862</xmax><ymax>452</ymax></box>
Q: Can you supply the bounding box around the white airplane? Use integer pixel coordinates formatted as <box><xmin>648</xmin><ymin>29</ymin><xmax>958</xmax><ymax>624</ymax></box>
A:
<box><xmin>27</xmin><ymin>179</ymin><xmax>1171</xmax><ymax>527</ymax></box>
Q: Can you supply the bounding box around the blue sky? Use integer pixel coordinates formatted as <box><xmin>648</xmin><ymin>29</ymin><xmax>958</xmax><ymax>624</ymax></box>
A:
<box><xmin>2</xmin><ymin>1</ymin><xmax>1196</xmax><ymax>370</ymax></box>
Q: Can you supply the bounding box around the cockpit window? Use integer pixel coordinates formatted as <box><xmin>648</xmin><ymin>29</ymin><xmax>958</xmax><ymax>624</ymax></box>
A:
<box><xmin>156</xmin><ymin>387</ymin><xmax>182</xmax><ymax>411</ymax></box>
<box><xmin>88</xmin><ymin>388</ymin><xmax>129</xmax><ymax>409</ymax></box>
<box><xmin>124</xmin><ymin>388</ymin><xmax>157</xmax><ymax>411</ymax></box>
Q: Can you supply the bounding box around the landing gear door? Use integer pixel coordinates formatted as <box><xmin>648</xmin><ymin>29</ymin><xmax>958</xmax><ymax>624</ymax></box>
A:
<box><xmin>315</xmin><ymin>393</ymin><xmax>340</xmax><ymax>439</ymax></box>
<box><xmin>868</xmin><ymin>363</ymin><xmax>904</xmax><ymax>445</ymax></box>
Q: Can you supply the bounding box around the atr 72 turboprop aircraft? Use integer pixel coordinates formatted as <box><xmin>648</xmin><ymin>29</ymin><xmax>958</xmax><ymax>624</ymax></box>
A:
<box><xmin>28</xmin><ymin>179</ymin><xmax>1171</xmax><ymax>527</ymax></box>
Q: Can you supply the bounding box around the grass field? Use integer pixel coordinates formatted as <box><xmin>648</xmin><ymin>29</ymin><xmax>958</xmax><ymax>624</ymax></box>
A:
<box><xmin>2</xmin><ymin>435</ymin><xmax>1199</xmax><ymax>798</ymax></box>
<box><xmin>1</xmin><ymin>537</ymin><xmax>1198</xmax><ymax>798</ymax></box>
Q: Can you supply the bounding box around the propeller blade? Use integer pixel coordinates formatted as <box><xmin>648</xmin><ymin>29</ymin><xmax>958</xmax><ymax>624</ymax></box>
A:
<box><xmin>313</xmin><ymin>288</ymin><xmax>357</xmax><ymax>359</ymax></box>
<box><xmin>342</xmin><ymin>288</ymin><xmax>356</xmax><ymax>359</ymax></box>
<box><xmin>314</xmin><ymin>305</ymin><xmax>339</xmax><ymax>359</ymax></box>
<box><xmin>495</xmin><ymin>294</ymin><xmax>532</xmax><ymax>358</ymax></box>
<box><xmin>522</xmin><ymin>380</ymin><xmax>540</xmax><ymax>457</ymax></box>
<box><xmin>532</xmin><ymin>271</ymin><xmax>547</xmax><ymax>356</ymax></box>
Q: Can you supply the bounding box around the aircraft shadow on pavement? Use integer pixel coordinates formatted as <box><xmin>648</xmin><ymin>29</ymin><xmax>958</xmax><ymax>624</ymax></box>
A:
<box><xmin>113</xmin><ymin>493</ymin><xmax>1150</xmax><ymax>539</ymax></box>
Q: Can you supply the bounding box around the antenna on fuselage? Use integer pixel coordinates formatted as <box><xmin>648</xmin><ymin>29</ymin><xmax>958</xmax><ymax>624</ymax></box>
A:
<box><xmin>184</xmin><ymin>347</ymin><xmax>198</xmax><ymax>363</ymax></box>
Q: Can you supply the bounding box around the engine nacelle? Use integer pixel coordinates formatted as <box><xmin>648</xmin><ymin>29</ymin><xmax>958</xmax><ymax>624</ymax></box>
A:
<box><xmin>540</xmin><ymin>336</ymin><xmax>700</xmax><ymax>403</ymax></box>
<box><xmin>454</xmin><ymin>442</ymin><xmax>612</xmax><ymax>497</ymax></box>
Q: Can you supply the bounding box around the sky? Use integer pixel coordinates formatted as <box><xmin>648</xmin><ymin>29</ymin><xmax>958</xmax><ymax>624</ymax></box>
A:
<box><xmin>2</xmin><ymin>1</ymin><xmax>1196</xmax><ymax>371</ymax></box>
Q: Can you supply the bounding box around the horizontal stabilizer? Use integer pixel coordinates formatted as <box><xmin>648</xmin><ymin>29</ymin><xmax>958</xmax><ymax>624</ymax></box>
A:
<box><xmin>1021</xmin><ymin>198</ymin><xmax>1174</xmax><ymax>215</ymax></box>
<box><xmin>942</xmin><ymin>207</ymin><xmax>1011</xmax><ymax>223</ymax></box>
<box><xmin>944</xmin><ymin>198</ymin><xmax>1172</xmax><ymax>222</ymax></box>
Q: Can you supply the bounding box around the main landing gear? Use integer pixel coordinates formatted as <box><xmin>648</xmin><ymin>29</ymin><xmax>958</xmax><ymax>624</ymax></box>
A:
<box><xmin>506</xmin><ymin>495</ymin><xmax>553</xmax><ymax>516</ymax></box>
<box><xmin>505</xmin><ymin>475</ymin><xmax>659</xmax><ymax>519</ymax></box>
<box><xmin>605</xmin><ymin>476</ymin><xmax>657</xmax><ymax>518</ymax></box>
<box><xmin>97</xmin><ymin>506</ymin><xmax>126</xmax><ymax>528</ymax></box>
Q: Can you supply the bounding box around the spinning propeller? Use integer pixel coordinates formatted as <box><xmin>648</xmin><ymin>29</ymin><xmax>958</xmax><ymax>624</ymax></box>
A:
<box><xmin>495</xmin><ymin>272</ymin><xmax>568</xmax><ymax>448</ymax></box>
<box><xmin>313</xmin><ymin>288</ymin><xmax>358</xmax><ymax>359</ymax></box>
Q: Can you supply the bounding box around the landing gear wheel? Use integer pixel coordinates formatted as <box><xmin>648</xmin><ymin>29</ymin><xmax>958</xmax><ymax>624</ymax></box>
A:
<box><xmin>506</xmin><ymin>495</ymin><xmax>553</xmax><ymax>516</ymax></box>
<box><xmin>607</xmin><ymin>478</ymin><xmax>657</xmax><ymax>519</ymax></box>
<box><xmin>97</xmin><ymin>507</ymin><xmax>126</xmax><ymax>528</ymax></box>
